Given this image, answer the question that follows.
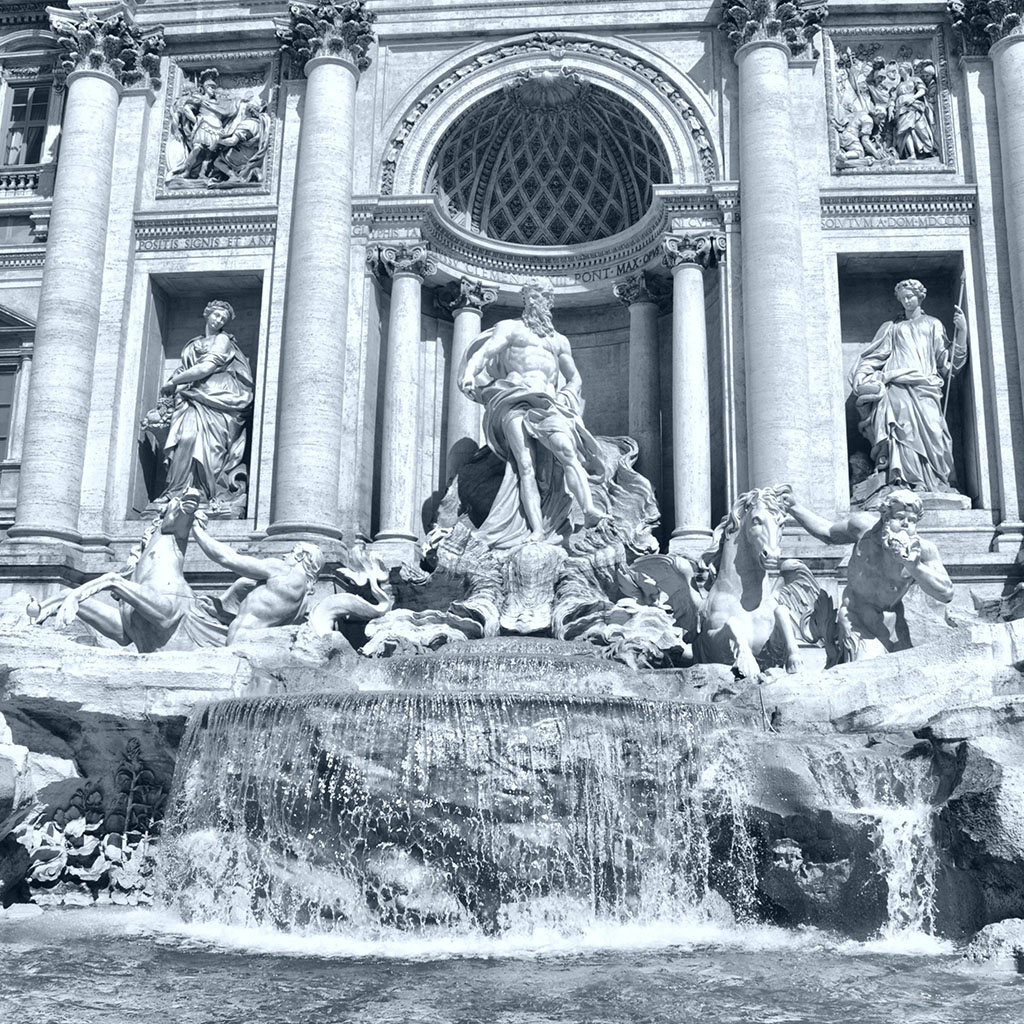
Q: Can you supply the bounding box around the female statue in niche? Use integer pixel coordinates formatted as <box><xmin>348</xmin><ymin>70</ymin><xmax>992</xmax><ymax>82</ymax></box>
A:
<box><xmin>890</xmin><ymin>61</ymin><xmax>936</xmax><ymax>160</ymax></box>
<box><xmin>851</xmin><ymin>279</ymin><xmax>967</xmax><ymax>494</ymax></box>
<box><xmin>141</xmin><ymin>299</ymin><xmax>254</xmax><ymax>518</ymax></box>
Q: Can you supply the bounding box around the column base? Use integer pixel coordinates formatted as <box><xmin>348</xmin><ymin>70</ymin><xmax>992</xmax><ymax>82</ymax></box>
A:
<box><xmin>372</xmin><ymin>532</ymin><xmax>419</xmax><ymax>568</ymax></box>
<box><xmin>668</xmin><ymin>528</ymin><xmax>714</xmax><ymax>559</ymax></box>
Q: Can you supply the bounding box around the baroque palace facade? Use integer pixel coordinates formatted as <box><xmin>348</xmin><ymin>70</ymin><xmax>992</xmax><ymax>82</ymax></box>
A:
<box><xmin>0</xmin><ymin>0</ymin><xmax>1021</xmax><ymax>598</ymax></box>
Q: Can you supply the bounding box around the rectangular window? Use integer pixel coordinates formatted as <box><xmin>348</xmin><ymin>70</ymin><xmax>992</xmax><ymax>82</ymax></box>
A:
<box><xmin>3</xmin><ymin>83</ymin><xmax>50</xmax><ymax>166</ymax></box>
<box><xmin>0</xmin><ymin>366</ymin><xmax>15</xmax><ymax>459</ymax></box>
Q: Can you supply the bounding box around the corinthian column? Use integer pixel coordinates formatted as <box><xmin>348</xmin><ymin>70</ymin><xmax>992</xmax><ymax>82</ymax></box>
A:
<box><xmin>613</xmin><ymin>272</ymin><xmax>663</xmax><ymax>495</ymax></box>
<box><xmin>950</xmin><ymin>3</ymin><xmax>1024</xmax><ymax>404</ymax></box>
<box><xmin>438</xmin><ymin>277</ymin><xmax>496</xmax><ymax>480</ymax></box>
<box><xmin>9</xmin><ymin>8</ymin><xmax>162</xmax><ymax>543</ymax></box>
<box><xmin>720</xmin><ymin>1</ymin><xmax>826</xmax><ymax>491</ymax></box>
<box><xmin>373</xmin><ymin>243</ymin><xmax>437</xmax><ymax>565</ymax></box>
<box><xmin>662</xmin><ymin>235</ymin><xmax>724</xmax><ymax>553</ymax></box>
<box><xmin>269</xmin><ymin>1</ymin><xmax>376</xmax><ymax>539</ymax></box>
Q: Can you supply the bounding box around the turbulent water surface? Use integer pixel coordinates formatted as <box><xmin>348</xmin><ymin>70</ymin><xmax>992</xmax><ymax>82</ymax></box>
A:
<box><xmin>1</xmin><ymin>908</ymin><xmax>1021</xmax><ymax>1024</ymax></box>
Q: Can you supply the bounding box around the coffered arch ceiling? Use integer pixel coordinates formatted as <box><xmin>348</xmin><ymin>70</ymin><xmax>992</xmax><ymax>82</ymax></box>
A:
<box><xmin>426</xmin><ymin>72</ymin><xmax>671</xmax><ymax>248</ymax></box>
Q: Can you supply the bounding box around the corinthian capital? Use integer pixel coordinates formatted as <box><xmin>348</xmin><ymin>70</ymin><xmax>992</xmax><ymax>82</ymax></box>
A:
<box><xmin>613</xmin><ymin>272</ymin><xmax>665</xmax><ymax>306</ymax></box>
<box><xmin>948</xmin><ymin>1</ymin><xmax>1024</xmax><ymax>55</ymax></box>
<box><xmin>719</xmin><ymin>1</ymin><xmax>828</xmax><ymax>58</ymax></box>
<box><xmin>48</xmin><ymin>5</ymin><xmax>164</xmax><ymax>89</ymax></box>
<box><xmin>278</xmin><ymin>1</ymin><xmax>377</xmax><ymax>77</ymax></box>
<box><xmin>438</xmin><ymin>277</ymin><xmax>498</xmax><ymax>314</ymax></box>
<box><xmin>661</xmin><ymin>234</ymin><xmax>726</xmax><ymax>272</ymax></box>
<box><xmin>370</xmin><ymin>242</ymin><xmax>438</xmax><ymax>281</ymax></box>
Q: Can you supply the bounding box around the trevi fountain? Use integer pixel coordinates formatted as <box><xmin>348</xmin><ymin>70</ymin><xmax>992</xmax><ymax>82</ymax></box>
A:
<box><xmin>2</xmin><ymin>2</ymin><xmax>1024</xmax><ymax>1022</ymax></box>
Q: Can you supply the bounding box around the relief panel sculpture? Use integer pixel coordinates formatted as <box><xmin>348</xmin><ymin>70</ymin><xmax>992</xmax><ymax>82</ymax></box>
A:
<box><xmin>161</xmin><ymin>62</ymin><xmax>275</xmax><ymax>192</ymax></box>
<box><xmin>827</xmin><ymin>35</ymin><xmax>953</xmax><ymax>172</ymax></box>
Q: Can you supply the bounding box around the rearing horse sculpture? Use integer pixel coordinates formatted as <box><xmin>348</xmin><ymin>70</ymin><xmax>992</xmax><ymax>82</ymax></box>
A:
<box><xmin>31</xmin><ymin>490</ymin><xmax>219</xmax><ymax>652</ymax></box>
<box><xmin>623</xmin><ymin>485</ymin><xmax>818</xmax><ymax>678</ymax></box>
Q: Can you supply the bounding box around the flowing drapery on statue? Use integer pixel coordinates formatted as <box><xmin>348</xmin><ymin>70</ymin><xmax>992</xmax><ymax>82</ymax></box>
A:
<box><xmin>459</xmin><ymin>279</ymin><xmax>628</xmax><ymax>551</ymax></box>
<box><xmin>850</xmin><ymin>278</ymin><xmax>967</xmax><ymax>492</ymax></box>
<box><xmin>141</xmin><ymin>299</ymin><xmax>254</xmax><ymax>517</ymax></box>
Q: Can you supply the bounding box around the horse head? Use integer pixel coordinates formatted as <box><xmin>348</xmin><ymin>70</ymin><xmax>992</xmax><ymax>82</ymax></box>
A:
<box><xmin>710</xmin><ymin>484</ymin><xmax>792</xmax><ymax>576</ymax></box>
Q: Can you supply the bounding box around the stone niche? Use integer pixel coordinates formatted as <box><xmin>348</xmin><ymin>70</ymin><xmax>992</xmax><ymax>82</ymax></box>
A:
<box><xmin>131</xmin><ymin>271</ymin><xmax>263</xmax><ymax>518</ymax></box>
<box><xmin>824</xmin><ymin>27</ymin><xmax>954</xmax><ymax>175</ymax></box>
<box><xmin>837</xmin><ymin>253</ymin><xmax>975</xmax><ymax>502</ymax></box>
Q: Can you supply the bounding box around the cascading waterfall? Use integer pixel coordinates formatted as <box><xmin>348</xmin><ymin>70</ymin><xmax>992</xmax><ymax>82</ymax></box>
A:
<box><xmin>157</xmin><ymin>693</ymin><xmax>758</xmax><ymax>938</ymax></box>
<box><xmin>807</xmin><ymin>750</ymin><xmax>938</xmax><ymax>937</ymax></box>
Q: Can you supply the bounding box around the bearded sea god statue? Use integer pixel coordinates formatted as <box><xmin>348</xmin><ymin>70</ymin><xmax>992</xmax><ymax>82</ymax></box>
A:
<box><xmin>851</xmin><ymin>278</ymin><xmax>967</xmax><ymax>496</ymax></box>
<box><xmin>458</xmin><ymin>278</ymin><xmax>614</xmax><ymax>549</ymax></box>
<box><xmin>784</xmin><ymin>488</ymin><xmax>953</xmax><ymax>663</ymax></box>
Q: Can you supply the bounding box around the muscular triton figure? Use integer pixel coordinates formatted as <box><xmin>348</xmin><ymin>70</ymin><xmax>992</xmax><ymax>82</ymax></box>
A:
<box><xmin>784</xmin><ymin>488</ymin><xmax>953</xmax><ymax>658</ymax></box>
<box><xmin>191</xmin><ymin>518</ymin><xmax>324</xmax><ymax>644</ymax></box>
<box><xmin>459</xmin><ymin>278</ymin><xmax>609</xmax><ymax>545</ymax></box>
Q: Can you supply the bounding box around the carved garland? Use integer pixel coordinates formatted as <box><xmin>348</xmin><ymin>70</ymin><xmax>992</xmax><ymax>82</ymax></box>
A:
<box><xmin>379</xmin><ymin>33</ymin><xmax>718</xmax><ymax>196</ymax></box>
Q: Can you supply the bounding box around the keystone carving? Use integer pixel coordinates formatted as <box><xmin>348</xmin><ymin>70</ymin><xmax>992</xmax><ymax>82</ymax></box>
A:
<box><xmin>49</xmin><ymin>6</ymin><xmax>164</xmax><ymax>89</ymax></box>
<box><xmin>719</xmin><ymin>0</ymin><xmax>829</xmax><ymax>58</ymax></box>
<box><xmin>277</xmin><ymin>1</ymin><xmax>376</xmax><ymax>76</ymax></box>
<box><xmin>948</xmin><ymin>1</ymin><xmax>1024</xmax><ymax>55</ymax></box>
<box><xmin>661</xmin><ymin>234</ymin><xmax>726</xmax><ymax>271</ymax></box>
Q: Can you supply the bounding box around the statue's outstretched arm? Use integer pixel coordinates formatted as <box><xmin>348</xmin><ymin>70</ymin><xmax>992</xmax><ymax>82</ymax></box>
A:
<box><xmin>193</xmin><ymin>522</ymin><xmax>274</xmax><ymax>580</ymax></box>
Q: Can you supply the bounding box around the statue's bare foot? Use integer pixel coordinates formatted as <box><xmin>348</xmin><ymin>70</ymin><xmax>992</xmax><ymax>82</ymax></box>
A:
<box><xmin>583</xmin><ymin>510</ymin><xmax>612</xmax><ymax>530</ymax></box>
<box><xmin>526</xmin><ymin>530</ymin><xmax>546</xmax><ymax>543</ymax></box>
<box><xmin>785</xmin><ymin>653</ymin><xmax>802</xmax><ymax>674</ymax></box>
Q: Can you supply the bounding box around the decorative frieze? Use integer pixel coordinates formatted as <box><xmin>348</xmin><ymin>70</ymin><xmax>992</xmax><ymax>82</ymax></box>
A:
<box><xmin>661</xmin><ymin>234</ymin><xmax>726</xmax><ymax>271</ymax></box>
<box><xmin>49</xmin><ymin>7</ymin><xmax>164</xmax><ymax>90</ymax></box>
<box><xmin>134</xmin><ymin>212</ymin><xmax>277</xmax><ymax>252</ymax></box>
<box><xmin>0</xmin><ymin>249</ymin><xmax>45</xmax><ymax>270</ymax></box>
<box><xmin>825</xmin><ymin>28</ymin><xmax>955</xmax><ymax>174</ymax></box>
<box><xmin>819</xmin><ymin>190</ymin><xmax>976</xmax><ymax>230</ymax></box>
<box><xmin>379</xmin><ymin>33</ymin><xmax>717</xmax><ymax>195</ymax></box>
<box><xmin>948</xmin><ymin>1</ymin><xmax>1024</xmax><ymax>55</ymax></box>
<box><xmin>277</xmin><ymin>1</ymin><xmax>377</xmax><ymax>76</ymax></box>
<box><xmin>719</xmin><ymin>1</ymin><xmax>829</xmax><ymax>58</ymax></box>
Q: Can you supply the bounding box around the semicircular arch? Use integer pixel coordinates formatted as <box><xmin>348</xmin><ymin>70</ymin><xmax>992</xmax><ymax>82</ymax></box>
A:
<box><xmin>379</xmin><ymin>32</ymin><xmax>719</xmax><ymax>198</ymax></box>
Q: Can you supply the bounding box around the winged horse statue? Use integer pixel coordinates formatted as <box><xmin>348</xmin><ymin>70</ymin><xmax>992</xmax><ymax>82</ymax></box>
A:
<box><xmin>621</xmin><ymin>485</ymin><xmax>819</xmax><ymax>678</ymax></box>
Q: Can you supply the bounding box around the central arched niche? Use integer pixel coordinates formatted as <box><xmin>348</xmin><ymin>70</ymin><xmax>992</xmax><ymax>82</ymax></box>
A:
<box><xmin>426</xmin><ymin>70</ymin><xmax>671</xmax><ymax>247</ymax></box>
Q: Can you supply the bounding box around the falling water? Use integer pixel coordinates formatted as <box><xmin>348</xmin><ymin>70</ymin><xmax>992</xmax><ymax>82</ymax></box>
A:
<box><xmin>157</xmin><ymin>693</ymin><xmax>758</xmax><ymax>939</ymax></box>
<box><xmin>807</xmin><ymin>750</ymin><xmax>938</xmax><ymax>938</ymax></box>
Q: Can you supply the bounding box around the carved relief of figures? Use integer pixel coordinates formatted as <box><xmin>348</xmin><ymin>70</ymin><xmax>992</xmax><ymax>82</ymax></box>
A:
<box><xmin>164</xmin><ymin>66</ymin><xmax>273</xmax><ymax>190</ymax></box>
<box><xmin>832</xmin><ymin>43</ymin><xmax>941</xmax><ymax>170</ymax></box>
<box><xmin>140</xmin><ymin>300</ymin><xmax>254</xmax><ymax>519</ymax></box>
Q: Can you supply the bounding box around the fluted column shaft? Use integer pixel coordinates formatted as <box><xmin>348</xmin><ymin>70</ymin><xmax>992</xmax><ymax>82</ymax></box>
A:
<box><xmin>441</xmin><ymin>278</ymin><xmax>496</xmax><ymax>479</ymax></box>
<box><xmin>375</xmin><ymin>246</ymin><xmax>435</xmax><ymax>564</ymax></box>
<box><xmin>735</xmin><ymin>40</ymin><xmax>809</xmax><ymax>489</ymax></box>
<box><xmin>614</xmin><ymin>275</ymin><xmax>662</xmax><ymax>495</ymax></box>
<box><xmin>992</xmin><ymin>35</ymin><xmax>1024</xmax><ymax>386</ymax></box>
<box><xmin>663</xmin><ymin>237</ymin><xmax>720</xmax><ymax>552</ymax></box>
<box><xmin>12</xmin><ymin>71</ymin><xmax>122</xmax><ymax>541</ymax></box>
<box><xmin>269</xmin><ymin>55</ymin><xmax>359</xmax><ymax>539</ymax></box>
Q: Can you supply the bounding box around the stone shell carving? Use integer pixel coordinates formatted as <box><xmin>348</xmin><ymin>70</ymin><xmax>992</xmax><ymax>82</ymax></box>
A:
<box><xmin>49</xmin><ymin>8</ymin><xmax>164</xmax><ymax>90</ymax></box>
<box><xmin>824</xmin><ymin>28</ymin><xmax>956</xmax><ymax>175</ymax></box>
<box><xmin>379</xmin><ymin>33</ymin><xmax>718</xmax><ymax>196</ymax></box>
